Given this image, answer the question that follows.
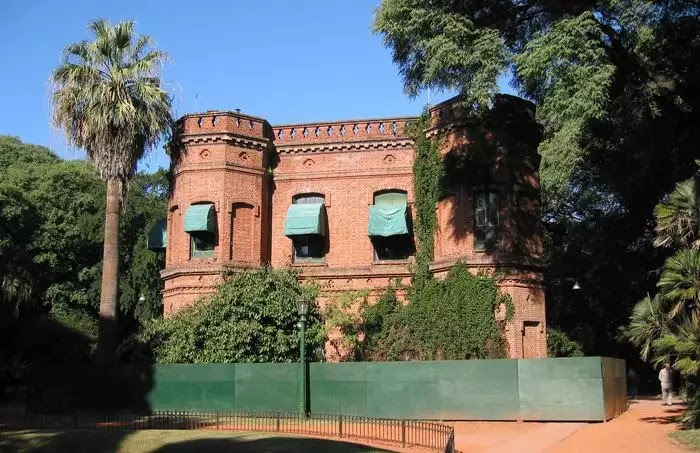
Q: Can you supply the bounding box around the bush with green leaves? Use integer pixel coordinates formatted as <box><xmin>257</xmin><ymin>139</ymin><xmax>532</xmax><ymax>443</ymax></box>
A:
<box><xmin>142</xmin><ymin>267</ymin><xmax>325</xmax><ymax>363</ymax></box>
<box><xmin>547</xmin><ymin>327</ymin><xmax>584</xmax><ymax>358</ymax></box>
<box><xmin>324</xmin><ymin>266</ymin><xmax>511</xmax><ymax>361</ymax></box>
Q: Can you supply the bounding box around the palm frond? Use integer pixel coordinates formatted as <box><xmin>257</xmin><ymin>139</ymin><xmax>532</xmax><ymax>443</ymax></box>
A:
<box><xmin>659</xmin><ymin>249</ymin><xmax>700</xmax><ymax>319</ymax></box>
<box><xmin>627</xmin><ymin>293</ymin><xmax>670</xmax><ymax>361</ymax></box>
<box><xmin>50</xmin><ymin>19</ymin><xmax>173</xmax><ymax>186</ymax></box>
<box><xmin>654</xmin><ymin>179</ymin><xmax>698</xmax><ymax>249</ymax></box>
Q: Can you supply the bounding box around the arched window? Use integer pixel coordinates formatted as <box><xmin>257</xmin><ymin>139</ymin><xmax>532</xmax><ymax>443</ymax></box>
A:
<box><xmin>474</xmin><ymin>191</ymin><xmax>500</xmax><ymax>250</ymax></box>
<box><xmin>285</xmin><ymin>193</ymin><xmax>327</xmax><ymax>262</ymax></box>
<box><xmin>184</xmin><ymin>202</ymin><xmax>217</xmax><ymax>259</ymax></box>
<box><xmin>369</xmin><ymin>189</ymin><xmax>413</xmax><ymax>261</ymax></box>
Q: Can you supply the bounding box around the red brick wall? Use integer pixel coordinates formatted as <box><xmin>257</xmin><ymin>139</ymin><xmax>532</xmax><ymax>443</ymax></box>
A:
<box><xmin>162</xmin><ymin>101</ymin><xmax>547</xmax><ymax>358</ymax></box>
<box><xmin>161</xmin><ymin>111</ymin><xmax>273</xmax><ymax>314</ymax></box>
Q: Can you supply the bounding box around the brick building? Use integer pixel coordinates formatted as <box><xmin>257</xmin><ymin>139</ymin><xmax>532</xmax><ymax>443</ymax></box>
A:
<box><xmin>154</xmin><ymin>95</ymin><xmax>547</xmax><ymax>359</ymax></box>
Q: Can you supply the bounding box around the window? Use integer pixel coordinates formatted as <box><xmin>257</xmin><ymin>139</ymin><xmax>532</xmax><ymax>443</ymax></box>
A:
<box><xmin>290</xmin><ymin>194</ymin><xmax>326</xmax><ymax>262</ymax></box>
<box><xmin>190</xmin><ymin>232</ymin><xmax>216</xmax><ymax>259</ymax></box>
<box><xmin>370</xmin><ymin>190</ymin><xmax>414</xmax><ymax>261</ymax></box>
<box><xmin>184</xmin><ymin>202</ymin><xmax>217</xmax><ymax>259</ymax></box>
<box><xmin>474</xmin><ymin>191</ymin><xmax>500</xmax><ymax>250</ymax></box>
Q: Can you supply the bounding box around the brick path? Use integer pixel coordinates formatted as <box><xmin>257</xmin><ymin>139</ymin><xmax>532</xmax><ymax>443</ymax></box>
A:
<box><xmin>448</xmin><ymin>398</ymin><xmax>689</xmax><ymax>453</ymax></box>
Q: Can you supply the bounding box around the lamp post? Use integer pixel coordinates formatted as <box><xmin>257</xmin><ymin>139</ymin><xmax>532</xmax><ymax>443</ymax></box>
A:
<box><xmin>297</xmin><ymin>296</ymin><xmax>309</xmax><ymax>417</ymax></box>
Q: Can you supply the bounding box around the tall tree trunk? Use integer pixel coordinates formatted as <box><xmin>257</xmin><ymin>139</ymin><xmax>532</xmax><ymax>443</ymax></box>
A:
<box><xmin>96</xmin><ymin>179</ymin><xmax>120</xmax><ymax>365</ymax></box>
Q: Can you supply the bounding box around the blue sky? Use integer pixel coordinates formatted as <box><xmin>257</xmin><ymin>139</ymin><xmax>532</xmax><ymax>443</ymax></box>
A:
<box><xmin>0</xmin><ymin>1</ymin><xmax>512</xmax><ymax>172</ymax></box>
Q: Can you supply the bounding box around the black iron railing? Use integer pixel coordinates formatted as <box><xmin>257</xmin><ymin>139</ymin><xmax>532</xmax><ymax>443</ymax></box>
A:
<box><xmin>1</xmin><ymin>410</ymin><xmax>456</xmax><ymax>453</ymax></box>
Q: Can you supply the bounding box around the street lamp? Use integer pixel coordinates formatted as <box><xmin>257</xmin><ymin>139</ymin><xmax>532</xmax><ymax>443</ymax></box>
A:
<box><xmin>572</xmin><ymin>280</ymin><xmax>581</xmax><ymax>290</ymax></box>
<box><xmin>297</xmin><ymin>296</ymin><xmax>309</xmax><ymax>417</ymax></box>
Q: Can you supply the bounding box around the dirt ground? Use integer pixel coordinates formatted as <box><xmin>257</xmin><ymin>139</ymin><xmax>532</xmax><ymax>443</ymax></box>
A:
<box><xmin>447</xmin><ymin>397</ymin><xmax>689</xmax><ymax>453</ymax></box>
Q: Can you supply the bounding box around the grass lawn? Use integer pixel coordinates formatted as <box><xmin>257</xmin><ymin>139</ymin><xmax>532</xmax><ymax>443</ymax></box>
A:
<box><xmin>669</xmin><ymin>430</ymin><xmax>700</xmax><ymax>451</ymax></box>
<box><xmin>0</xmin><ymin>429</ymin><xmax>394</xmax><ymax>452</ymax></box>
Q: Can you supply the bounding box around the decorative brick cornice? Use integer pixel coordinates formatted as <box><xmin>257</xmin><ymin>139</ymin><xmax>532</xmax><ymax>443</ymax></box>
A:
<box><xmin>294</xmin><ymin>264</ymin><xmax>412</xmax><ymax>280</ymax></box>
<box><xmin>429</xmin><ymin>254</ymin><xmax>546</xmax><ymax>274</ymax></box>
<box><xmin>275</xmin><ymin>139</ymin><xmax>414</xmax><ymax>155</ymax></box>
<box><xmin>274</xmin><ymin>166</ymin><xmax>413</xmax><ymax>181</ymax></box>
<box><xmin>174</xmin><ymin>162</ymin><xmax>266</xmax><ymax>177</ymax></box>
<box><xmin>160</xmin><ymin>264</ymin><xmax>224</xmax><ymax>280</ymax></box>
<box><xmin>162</xmin><ymin>285</ymin><xmax>219</xmax><ymax>295</ymax></box>
<box><xmin>178</xmin><ymin>133</ymin><xmax>270</xmax><ymax>151</ymax></box>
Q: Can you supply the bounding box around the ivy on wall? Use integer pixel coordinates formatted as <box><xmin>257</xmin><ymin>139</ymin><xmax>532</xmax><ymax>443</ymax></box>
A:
<box><xmin>407</xmin><ymin>111</ymin><xmax>444</xmax><ymax>285</ymax></box>
<box><xmin>323</xmin><ymin>111</ymin><xmax>517</xmax><ymax>361</ymax></box>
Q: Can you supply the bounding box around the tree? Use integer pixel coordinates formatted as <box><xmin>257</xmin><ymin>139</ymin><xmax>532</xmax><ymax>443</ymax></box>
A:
<box><xmin>627</xmin><ymin>173</ymin><xmax>700</xmax><ymax>427</ymax></box>
<box><xmin>374</xmin><ymin>0</ymin><xmax>700</xmax><ymax>205</ymax></box>
<box><xmin>375</xmin><ymin>0</ymin><xmax>700</xmax><ymax>359</ymax></box>
<box><xmin>141</xmin><ymin>268</ymin><xmax>325</xmax><ymax>364</ymax></box>
<box><xmin>547</xmin><ymin>327</ymin><xmax>585</xmax><ymax>358</ymax></box>
<box><xmin>0</xmin><ymin>187</ymin><xmax>39</xmax><ymax>315</ymax></box>
<box><xmin>50</xmin><ymin>20</ymin><xmax>173</xmax><ymax>362</ymax></box>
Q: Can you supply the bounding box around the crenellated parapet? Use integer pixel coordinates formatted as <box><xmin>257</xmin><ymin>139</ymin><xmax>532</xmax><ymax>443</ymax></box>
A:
<box><xmin>177</xmin><ymin>110</ymin><xmax>273</xmax><ymax>141</ymax></box>
<box><xmin>272</xmin><ymin>117</ymin><xmax>416</xmax><ymax>154</ymax></box>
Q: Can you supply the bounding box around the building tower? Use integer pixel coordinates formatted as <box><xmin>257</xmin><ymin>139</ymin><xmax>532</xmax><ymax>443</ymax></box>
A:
<box><xmin>161</xmin><ymin>111</ymin><xmax>274</xmax><ymax>314</ymax></box>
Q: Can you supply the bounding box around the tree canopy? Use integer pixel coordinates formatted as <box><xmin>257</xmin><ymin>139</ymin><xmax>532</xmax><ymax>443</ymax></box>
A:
<box><xmin>0</xmin><ymin>136</ymin><xmax>166</xmax><ymax>374</ymax></box>
<box><xmin>375</xmin><ymin>0</ymin><xmax>700</xmax><ymax>362</ymax></box>
<box><xmin>375</xmin><ymin>0</ymin><xmax>700</xmax><ymax>205</ymax></box>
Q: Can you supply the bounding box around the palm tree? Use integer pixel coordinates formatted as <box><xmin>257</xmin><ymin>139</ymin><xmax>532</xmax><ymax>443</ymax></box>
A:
<box><xmin>627</xmin><ymin>294</ymin><xmax>670</xmax><ymax>361</ymax></box>
<box><xmin>658</xmin><ymin>249</ymin><xmax>700</xmax><ymax>320</ymax></box>
<box><xmin>51</xmin><ymin>19</ymin><xmax>173</xmax><ymax>363</ymax></box>
<box><xmin>654</xmin><ymin>178</ymin><xmax>699</xmax><ymax>249</ymax></box>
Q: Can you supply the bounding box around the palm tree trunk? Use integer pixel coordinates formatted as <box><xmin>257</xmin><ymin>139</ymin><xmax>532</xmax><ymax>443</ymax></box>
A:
<box><xmin>96</xmin><ymin>179</ymin><xmax>120</xmax><ymax>364</ymax></box>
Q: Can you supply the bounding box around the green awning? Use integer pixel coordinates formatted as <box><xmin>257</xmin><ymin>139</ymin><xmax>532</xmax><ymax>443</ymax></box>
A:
<box><xmin>184</xmin><ymin>203</ymin><xmax>216</xmax><ymax>233</ymax></box>
<box><xmin>368</xmin><ymin>204</ymin><xmax>409</xmax><ymax>237</ymax></box>
<box><xmin>147</xmin><ymin>219</ymin><xmax>167</xmax><ymax>249</ymax></box>
<box><xmin>284</xmin><ymin>203</ymin><xmax>326</xmax><ymax>236</ymax></box>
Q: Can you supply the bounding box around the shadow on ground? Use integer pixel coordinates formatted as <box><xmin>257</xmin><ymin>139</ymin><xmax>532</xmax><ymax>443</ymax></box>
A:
<box><xmin>634</xmin><ymin>399</ymin><xmax>685</xmax><ymax>426</ymax></box>
<box><xmin>0</xmin><ymin>429</ymin><xmax>394</xmax><ymax>453</ymax></box>
<box><xmin>150</xmin><ymin>436</ymin><xmax>394</xmax><ymax>453</ymax></box>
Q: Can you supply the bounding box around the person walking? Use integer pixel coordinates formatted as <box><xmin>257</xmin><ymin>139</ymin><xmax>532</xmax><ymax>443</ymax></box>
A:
<box><xmin>627</xmin><ymin>368</ymin><xmax>640</xmax><ymax>399</ymax></box>
<box><xmin>659</xmin><ymin>363</ymin><xmax>673</xmax><ymax>406</ymax></box>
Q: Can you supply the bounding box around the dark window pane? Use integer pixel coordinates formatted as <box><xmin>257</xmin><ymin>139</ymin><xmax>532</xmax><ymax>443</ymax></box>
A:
<box><xmin>191</xmin><ymin>232</ymin><xmax>215</xmax><ymax>259</ymax></box>
<box><xmin>373</xmin><ymin>235</ymin><xmax>413</xmax><ymax>260</ymax></box>
<box><xmin>474</xmin><ymin>191</ymin><xmax>500</xmax><ymax>251</ymax></box>
<box><xmin>293</xmin><ymin>234</ymin><xmax>325</xmax><ymax>262</ymax></box>
<box><xmin>488</xmin><ymin>192</ymin><xmax>499</xmax><ymax>226</ymax></box>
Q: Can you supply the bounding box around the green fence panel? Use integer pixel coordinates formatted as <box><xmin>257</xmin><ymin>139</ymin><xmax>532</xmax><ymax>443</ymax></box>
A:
<box><xmin>148</xmin><ymin>364</ymin><xmax>236</xmax><ymax>411</ymax></box>
<box><xmin>234</xmin><ymin>363</ymin><xmax>298</xmax><ymax>412</ymax></box>
<box><xmin>602</xmin><ymin>357</ymin><xmax>627</xmax><ymax>420</ymax></box>
<box><xmin>364</xmin><ymin>360</ymin><xmax>519</xmax><ymax>420</ymax></box>
<box><xmin>309</xmin><ymin>362</ymin><xmax>368</xmax><ymax>415</ymax></box>
<box><xmin>137</xmin><ymin>358</ymin><xmax>625</xmax><ymax>421</ymax></box>
<box><xmin>518</xmin><ymin>357</ymin><xmax>605</xmax><ymax>421</ymax></box>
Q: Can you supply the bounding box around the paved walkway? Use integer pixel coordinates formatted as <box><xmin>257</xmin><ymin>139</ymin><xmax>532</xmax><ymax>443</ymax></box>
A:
<box><xmin>448</xmin><ymin>398</ymin><xmax>689</xmax><ymax>453</ymax></box>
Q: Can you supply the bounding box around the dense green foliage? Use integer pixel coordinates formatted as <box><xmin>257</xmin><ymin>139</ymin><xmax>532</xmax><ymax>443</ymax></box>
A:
<box><xmin>547</xmin><ymin>327</ymin><xmax>585</xmax><ymax>358</ymax></box>
<box><xmin>327</xmin><ymin>265</ymin><xmax>513</xmax><ymax>361</ymax></box>
<box><xmin>323</xmin><ymin>286</ymin><xmax>401</xmax><ymax>361</ymax></box>
<box><xmin>375</xmin><ymin>0</ymin><xmax>699</xmax><ymax>204</ymax></box>
<box><xmin>0</xmin><ymin>137</ymin><xmax>166</xmax><ymax>397</ymax></box>
<box><xmin>375</xmin><ymin>0</ymin><xmax>700</xmax><ymax>362</ymax></box>
<box><xmin>407</xmin><ymin>112</ymin><xmax>444</xmax><ymax>283</ymax></box>
<box><xmin>627</xmin><ymin>176</ymin><xmax>700</xmax><ymax>427</ymax></box>
<box><xmin>377</xmin><ymin>263</ymin><xmax>512</xmax><ymax>360</ymax></box>
<box><xmin>142</xmin><ymin>268</ymin><xmax>325</xmax><ymax>363</ymax></box>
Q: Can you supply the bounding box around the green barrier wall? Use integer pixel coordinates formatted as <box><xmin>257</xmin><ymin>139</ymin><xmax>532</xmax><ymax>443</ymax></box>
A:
<box><xmin>82</xmin><ymin>357</ymin><xmax>626</xmax><ymax>421</ymax></box>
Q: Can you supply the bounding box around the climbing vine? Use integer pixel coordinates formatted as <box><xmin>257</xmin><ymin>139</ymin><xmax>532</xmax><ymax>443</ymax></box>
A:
<box><xmin>407</xmin><ymin>111</ymin><xmax>444</xmax><ymax>285</ymax></box>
